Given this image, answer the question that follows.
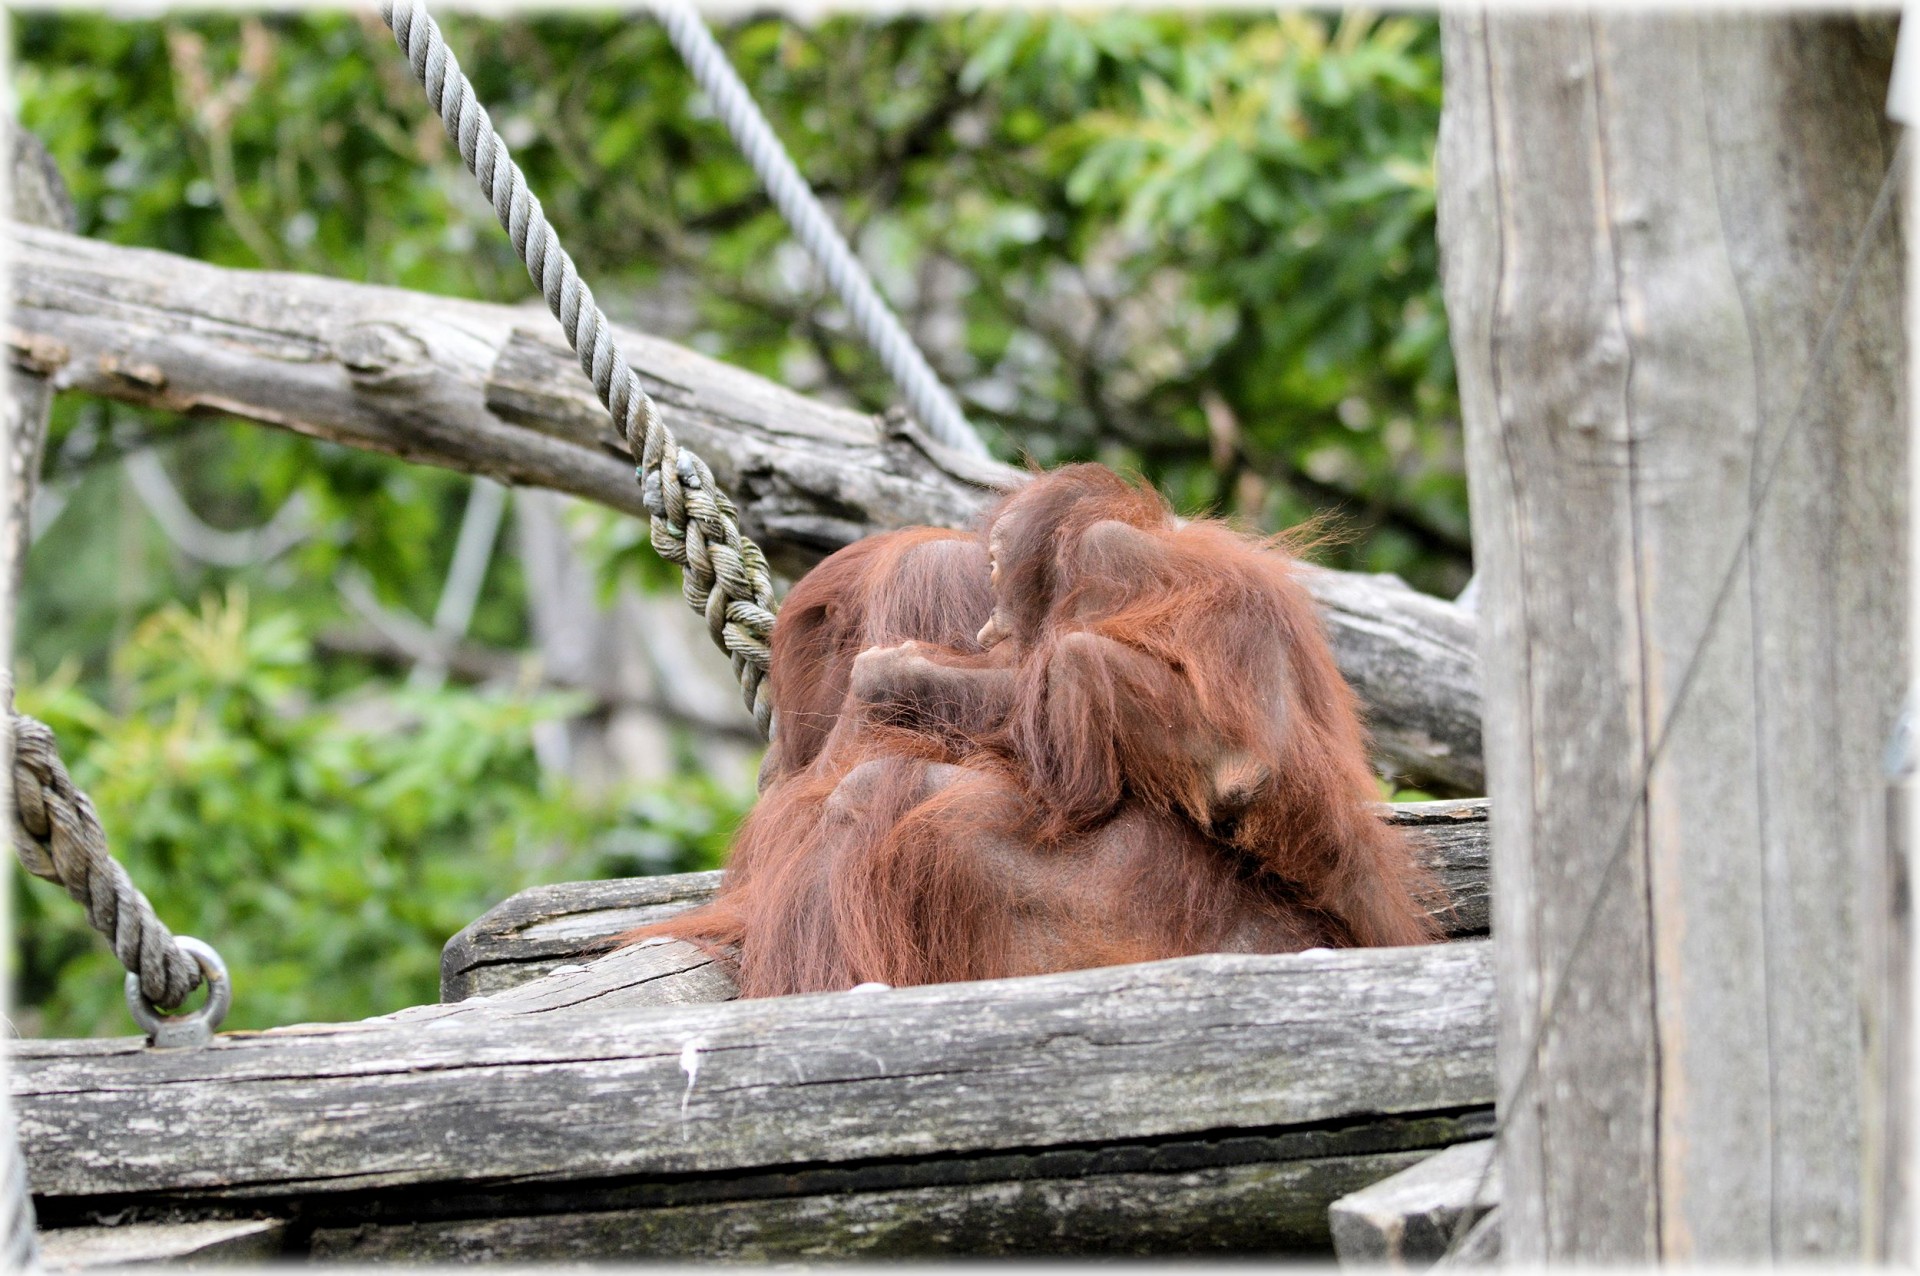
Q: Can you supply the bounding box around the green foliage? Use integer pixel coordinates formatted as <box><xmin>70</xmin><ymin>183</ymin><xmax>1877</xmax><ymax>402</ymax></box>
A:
<box><xmin>14</xmin><ymin>9</ymin><xmax>1464</xmax><ymax>590</ymax></box>
<box><xmin>9</xmin><ymin>10</ymin><xmax>1463</xmax><ymax>1036</ymax></box>
<box><xmin>14</xmin><ymin>588</ymin><xmax>746</xmax><ymax>1037</ymax></box>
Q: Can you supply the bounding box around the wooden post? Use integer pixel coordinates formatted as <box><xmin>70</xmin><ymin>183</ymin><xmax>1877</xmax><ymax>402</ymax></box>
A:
<box><xmin>2</xmin><ymin>119</ymin><xmax>77</xmax><ymax>1270</ymax></box>
<box><xmin>1438</xmin><ymin>11</ymin><xmax>1906</xmax><ymax>1261</ymax></box>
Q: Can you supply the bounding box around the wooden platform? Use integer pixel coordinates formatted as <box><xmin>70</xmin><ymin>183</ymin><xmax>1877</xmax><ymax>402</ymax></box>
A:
<box><xmin>14</xmin><ymin>799</ymin><xmax>1496</xmax><ymax>1261</ymax></box>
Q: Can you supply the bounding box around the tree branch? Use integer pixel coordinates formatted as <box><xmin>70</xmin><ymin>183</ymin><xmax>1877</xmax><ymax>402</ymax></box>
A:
<box><xmin>7</xmin><ymin>223</ymin><xmax>1482</xmax><ymax>792</ymax></box>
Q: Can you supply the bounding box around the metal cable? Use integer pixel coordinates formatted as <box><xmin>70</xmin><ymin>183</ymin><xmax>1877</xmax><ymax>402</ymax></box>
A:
<box><xmin>380</xmin><ymin>0</ymin><xmax>780</xmax><ymax>736</ymax></box>
<box><xmin>653</xmin><ymin>0</ymin><xmax>990</xmax><ymax>461</ymax></box>
<box><xmin>9</xmin><ymin>713</ymin><xmax>203</xmax><ymax>1010</ymax></box>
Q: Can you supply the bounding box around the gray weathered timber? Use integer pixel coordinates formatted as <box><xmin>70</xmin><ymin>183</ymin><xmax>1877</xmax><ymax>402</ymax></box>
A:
<box><xmin>4</xmin><ymin>132</ymin><xmax>72</xmax><ymax>608</ymax></box>
<box><xmin>1328</xmin><ymin>1138</ymin><xmax>1497</xmax><ymax>1267</ymax></box>
<box><xmin>1432</xmin><ymin>1208</ymin><xmax>1501</xmax><ymax>1269</ymax></box>
<box><xmin>1860</xmin><ymin>783</ymin><xmax>1913</xmax><ymax>1260</ymax></box>
<box><xmin>415</xmin><ymin>936</ymin><xmax>734</xmax><ymax>1020</ymax></box>
<box><xmin>38</xmin><ymin>1218</ymin><xmax>286</xmax><ymax>1269</ymax></box>
<box><xmin>1439</xmin><ymin>11</ymin><xmax>1905</xmax><ymax>1261</ymax></box>
<box><xmin>6</xmin><ymin>224</ymin><xmax>1482</xmax><ymax>792</ymax></box>
<box><xmin>2</xmin><ymin>123</ymin><xmax>75</xmax><ymax>1274</ymax></box>
<box><xmin>441</xmin><ymin>870</ymin><xmax>727</xmax><ymax>1001</ymax></box>
<box><xmin>13</xmin><ymin>941</ymin><xmax>1492</xmax><ymax>1213</ymax></box>
<box><xmin>309</xmin><ymin>1148</ymin><xmax>1434</xmax><ymax>1261</ymax></box>
<box><xmin>439</xmin><ymin>799</ymin><xmax>1491</xmax><ymax>1002</ymax></box>
<box><xmin>1302</xmin><ymin>570</ymin><xmax>1483</xmax><ymax>794</ymax></box>
<box><xmin>6</xmin><ymin>224</ymin><xmax>999</xmax><ymax>583</ymax></box>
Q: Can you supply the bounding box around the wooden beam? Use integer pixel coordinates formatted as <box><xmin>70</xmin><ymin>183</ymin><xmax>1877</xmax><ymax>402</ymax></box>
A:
<box><xmin>39</xmin><ymin>1219</ymin><xmax>287</xmax><ymax>1269</ymax></box>
<box><xmin>441</xmin><ymin>798</ymin><xmax>1491</xmax><ymax>1002</ymax></box>
<box><xmin>6</xmin><ymin>224</ymin><xmax>1000</xmax><ymax>581</ymax></box>
<box><xmin>6</xmin><ymin>224</ymin><xmax>1483</xmax><ymax>792</ymax></box>
<box><xmin>14</xmin><ymin>941</ymin><xmax>1493</xmax><ymax>1254</ymax></box>
<box><xmin>306</xmin><ymin>1147</ymin><xmax>1439</xmax><ymax>1260</ymax></box>
<box><xmin>1328</xmin><ymin>1138</ymin><xmax>1497</xmax><ymax>1267</ymax></box>
<box><xmin>1439</xmin><ymin>11</ymin><xmax>1904</xmax><ymax>1260</ymax></box>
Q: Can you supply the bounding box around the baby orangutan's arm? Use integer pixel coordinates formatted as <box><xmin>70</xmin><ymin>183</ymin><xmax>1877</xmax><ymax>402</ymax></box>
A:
<box><xmin>848</xmin><ymin>640</ymin><xmax>1020</xmax><ymax>739</ymax></box>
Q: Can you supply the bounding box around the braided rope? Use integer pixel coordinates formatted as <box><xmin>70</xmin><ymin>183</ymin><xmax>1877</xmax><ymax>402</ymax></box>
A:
<box><xmin>381</xmin><ymin>0</ymin><xmax>779</xmax><ymax>736</ymax></box>
<box><xmin>10</xmin><ymin>713</ymin><xmax>203</xmax><ymax>1010</ymax></box>
<box><xmin>653</xmin><ymin>0</ymin><xmax>988</xmax><ymax>460</ymax></box>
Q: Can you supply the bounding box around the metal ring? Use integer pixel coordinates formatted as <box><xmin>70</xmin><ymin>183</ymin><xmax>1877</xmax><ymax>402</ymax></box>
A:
<box><xmin>124</xmin><ymin>936</ymin><xmax>231</xmax><ymax>1049</ymax></box>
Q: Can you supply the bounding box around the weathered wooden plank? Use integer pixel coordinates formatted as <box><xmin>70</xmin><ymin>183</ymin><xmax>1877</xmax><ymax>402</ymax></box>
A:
<box><xmin>5</xmin><ymin>224</ymin><xmax>1483</xmax><ymax>792</ymax></box>
<box><xmin>13</xmin><ymin>941</ymin><xmax>1493</xmax><ymax>1213</ymax></box>
<box><xmin>1439</xmin><ymin>16</ymin><xmax>1660</xmax><ymax>1258</ymax></box>
<box><xmin>440</xmin><ymin>799</ymin><xmax>1491</xmax><ymax>1002</ymax></box>
<box><xmin>415</xmin><ymin>937</ymin><xmax>734</xmax><ymax>1021</ymax></box>
<box><xmin>294</xmin><ymin>1109</ymin><xmax>1487</xmax><ymax>1260</ymax></box>
<box><xmin>39</xmin><ymin>1218</ymin><xmax>286</xmax><ymax>1269</ymax></box>
<box><xmin>1439</xmin><ymin>10</ymin><xmax>1904</xmax><ymax>1262</ymax></box>
<box><xmin>1302</xmin><ymin>571</ymin><xmax>1483</xmax><ymax>794</ymax></box>
<box><xmin>5</xmin><ymin>122</ymin><xmax>76</xmax><ymax>1274</ymax></box>
<box><xmin>309</xmin><ymin>1148</ymin><xmax>1433</xmax><ymax>1261</ymax></box>
<box><xmin>1329</xmin><ymin>1138</ymin><xmax>1497</xmax><ymax>1268</ymax></box>
<box><xmin>440</xmin><ymin>870</ymin><xmax>725</xmax><ymax>1001</ymax></box>
<box><xmin>1432</xmin><ymin>1208</ymin><xmax>1501</xmax><ymax>1269</ymax></box>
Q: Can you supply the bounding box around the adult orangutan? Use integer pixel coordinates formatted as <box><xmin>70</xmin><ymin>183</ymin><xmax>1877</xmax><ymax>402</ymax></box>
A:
<box><xmin>630</xmin><ymin>465</ymin><xmax>1441</xmax><ymax>996</ymax></box>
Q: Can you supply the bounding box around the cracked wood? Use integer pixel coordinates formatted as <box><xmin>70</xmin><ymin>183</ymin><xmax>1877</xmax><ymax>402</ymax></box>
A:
<box><xmin>12</xmin><ymin>940</ymin><xmax>1493</xmax><ymax>1205</ymax></box>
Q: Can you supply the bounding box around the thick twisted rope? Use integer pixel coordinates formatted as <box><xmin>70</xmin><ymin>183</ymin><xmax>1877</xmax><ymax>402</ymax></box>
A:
<box><xmin>9</xmin><ymin>713</ymin><xmax>203</xmax><ymax>1010</ymax></box>
<box><xmin>381</xmin><ymin>0</ymin><xmax>779</xmax><ymax>736</ymax></box>
<box><xmin>652</xmin><ymin>0</ymin><xmax>988</xmax><ymax>460</ymax></box>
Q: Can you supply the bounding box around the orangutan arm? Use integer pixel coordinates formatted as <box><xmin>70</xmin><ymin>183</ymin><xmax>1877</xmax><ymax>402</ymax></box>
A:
<box><xmin>848</xmin><ymin>640</ymin><xmax>1020</xmax><ymax>739</ymax></box>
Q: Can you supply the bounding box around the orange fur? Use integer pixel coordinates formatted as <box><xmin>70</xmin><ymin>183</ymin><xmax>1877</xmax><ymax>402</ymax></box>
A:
<box><xmin>626</xmin><ymin>464</ymin><xmax>1441</xmax><ymax>996</ymax></box>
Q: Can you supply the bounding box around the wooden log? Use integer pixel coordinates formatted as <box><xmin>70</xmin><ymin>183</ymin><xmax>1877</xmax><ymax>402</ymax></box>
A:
<box><xmin>440</xmin><ymin>798</ymin><xmax>1491</xmax><ymax>1002</ymax></box>
<box><xmin>420</xmin><ymin>935</ymin><xmax>735</xmax><ymax>1021</ymax></box>
<box><xmin>6</xmin><ymin>224</ymin><xmax>1483</xmax><ymax>792</ymax></box>
<box><xmin>309</xmin><ymin>1146</ymin><xmax>1437</xmax><ymax>1261</ymax></box>
<box><xmin>5</xmin><ymin>224</ymin><xmax>999</xmax><ymax>582</ymax></box>
<box><xmin>1438</xmin><ymin>11</ymin><xmax>1904</xmax><ymax>1261</ymax></box>
<box><xmin>441</xmin><ymin>870</ymin><xmax>727</xmax><ymax>1001</ymax></box>
<box><xmin>1299</xmin><ymin>571</ymin><xmax>1482</xmax><ymax>795</ymax></box>
<box><xmin>13</xmin><ymin>942</ymin><xmax>1494</xmax><ymax>1259</ymax></box>
<box><xmin>3</xmin><ymin>123</ymin><xmax>75</xmax><ymax>1272</ymax></box>
<box><xmin>1328</xmin><ymin>1138</ymin><xmax>1497</xmax><ymax>1267</ymax></box>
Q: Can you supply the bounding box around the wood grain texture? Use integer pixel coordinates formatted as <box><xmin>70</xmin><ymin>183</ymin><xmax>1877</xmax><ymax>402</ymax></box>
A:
<box><xmin>1439</xmin><ymin>11</ymin><xmax>1904</xmax><ymax>1261</ymax></box>
<box><xmin>4</xmin><ymin>130</ymin><xmax>71</xmax><ymax>606</ymax></box>
<box><xmin>308</xmin><ymin>1148</ymin><xmax>1432</xmax><ymax>1261</ymax></box>
<box><xmin>1328</xmin><ymin>1137</ymin><xmax>1498</xmax><ymax>1267</ymax></box>
<box><xmin>39</xmin><ymin>1219</ymin><xmax>286</xmax><ymax>1269</ymax></box>
<box><xmin>13</xmin><ymin>941</ymin><xmax>1493</xmax><ymax>1216</ymax></box>
<box><xmin>441</xmin><ymin>799</ymin><xmax>1490</xmax><ymax>1002</ymax></box>
<box><xmin>5</xmin><ymin>224</ymin><xmax>1482</xmax><ymax>792</ymax></box>
<box><xmin>5</xmin><ymin>224</ymin><xmax>1000</xmax><ymax>582</ymax></box>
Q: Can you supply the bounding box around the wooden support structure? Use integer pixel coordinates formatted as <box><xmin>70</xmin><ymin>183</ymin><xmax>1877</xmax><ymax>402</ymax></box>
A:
<box><xmin>1439</xmin><ymin>11</ymin><xmax>1906</xmax><ymax>1260</ymax></box>
<box><xmin>13</xmin><ymin>941</ymin><xmax>1492</xmax><ymax>1261</ymax></box>
<box><xmin>5</xmin><ymin>225</ymin><xmax>1483</xmax><ymax>792</ymax></box>
<box><xmin>1328</xmin><ymin>1138</ymin><xmax>1497</xmax><ymax>1268</ymax></box>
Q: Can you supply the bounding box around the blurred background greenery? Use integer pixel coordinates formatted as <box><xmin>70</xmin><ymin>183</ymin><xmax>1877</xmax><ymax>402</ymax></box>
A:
<box><xmin>9</xmin><ymin>8</ymin><xmax>1464</xmax><ymax>1036</ymax></box>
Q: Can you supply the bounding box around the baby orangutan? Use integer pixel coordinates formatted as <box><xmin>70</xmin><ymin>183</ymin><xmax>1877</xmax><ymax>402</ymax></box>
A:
<box><xmin>629</xmin><ymin>465</ymin><xmax>1441</xmax><ymax>996</ymax></box>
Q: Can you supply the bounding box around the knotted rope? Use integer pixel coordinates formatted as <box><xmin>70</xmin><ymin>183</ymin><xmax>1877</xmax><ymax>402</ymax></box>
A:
<box><xmin>9</xmin><ymin>713</ymin><xmax>203</xmax><ymax>1010</ymax></box>
<box><xmin>380</xmin><ymin>0</ymin><xmax>780</xmax><ymax>737</ymax></box>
